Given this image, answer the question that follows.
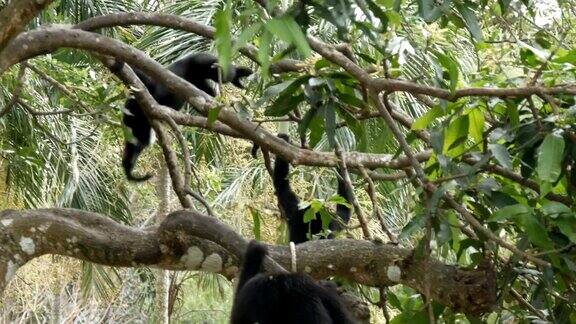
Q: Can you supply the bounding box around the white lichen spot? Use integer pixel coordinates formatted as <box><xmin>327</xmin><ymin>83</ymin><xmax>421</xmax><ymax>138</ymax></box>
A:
<box><xmin>30</xmin><ymin>227</ymin><xmax>36</xmax><ymax>233</ymax></box>
<box><xmin>304</xmin><ymin>266</ymin><xmax>312</xmax><ymax>273</ymax></box>
<box><xmin>19</xmin><ymin>237</ymin><xmax>35</xmax><ymax>255</ymax></box>
<box><xmin>95</xmin><ymin>37</ymin><xmax>101</xmax><ymax>43</ymax></box>
<box><xmin>5</xmin><ymin>261</ymin><xmax>18</xmax><ymax>283</ymax></box>
<box><xmin>159</xmin><ymin>244</ymin><xmax>170</xmax><ymax>254</ymax></box>
<box><xmin>180</xmin><ymin>246</ymin><xmax>204</xmax><ymax>269</ymax></box>
<box><xmin>201</xmin><ymin>253</ymin><xmax>223</xmax><ymax>272</ymax></box>
<box><xmin>327</xmin><ymin>264</ymin><xmax>335</xmax><ymax>270</ymax></box>
<box><xmin>38</xmin><ymin>223</ymin><xmax>50</xmax><ymax>232</ymax></box>
<box><xmin>387</xmin><ymin>265</ymin><xmax>401</xmax><ymax>282</ymax></box>
<box><xmin>350</xmin><ymin>267</ymin><xmax>357</xmax><ymax>273</ymax></box>
<box><xmin>1</xmin><ymin>219</ymin><xmax>13</xmax><ymax>227</ymax></box>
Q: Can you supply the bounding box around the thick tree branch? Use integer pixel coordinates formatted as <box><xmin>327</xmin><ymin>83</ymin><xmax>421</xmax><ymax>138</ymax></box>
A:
<box><xmin>0</xmin><ymin>0</ymin><xmax>54</xmax><ymax>50</ymax></box>
<box><xmin>74</xmin><ymin>13</ymin><xmax>576</xmax><ymax>101</ymax></box>
<box><xmin>74</xmin><ymin>12</ymin><xmax>303</xmax><ymax>74</ymax></box>
<box><xmin>0</xmin><ymin>27</ymin><xmax>429</xmax><ymax>171</ymax></box>
<box><xmin>0</xmin><ymin>208</ymin><xmax>497</xmax><ymax>315</ymax></box>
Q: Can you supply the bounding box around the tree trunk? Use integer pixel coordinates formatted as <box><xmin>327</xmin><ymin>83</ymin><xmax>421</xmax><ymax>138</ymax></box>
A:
<box><xmin>154</xmin><ymin>163</ymin><xmax>171</xmax><ymax>324</ymax></box>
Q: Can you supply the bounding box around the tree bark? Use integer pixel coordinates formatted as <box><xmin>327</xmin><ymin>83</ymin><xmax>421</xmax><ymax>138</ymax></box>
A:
<box><xmin>0</xmin><ymin>0</ymin><xmax>55</xmax><ymax>51</ymax></box>
<box><xmin>154</xmin><ymin>164</ymin><xmax>171</xmax><ymax>324</ymax></box>
<box><xmin>0</xmin><ymin>208</ymin><xmax>496</xmax><ymax>315</ymax></box>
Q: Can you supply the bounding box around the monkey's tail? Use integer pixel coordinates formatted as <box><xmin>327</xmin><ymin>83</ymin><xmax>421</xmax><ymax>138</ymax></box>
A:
<box><xmin>236</xmin><ymin>240</ymin><xmax>267</xmax><ymax>292</ymax></box>
<box><xmin>122</xmin><ymin>142</ymin><xmax>153</xmax><ymax>182</ymax></box>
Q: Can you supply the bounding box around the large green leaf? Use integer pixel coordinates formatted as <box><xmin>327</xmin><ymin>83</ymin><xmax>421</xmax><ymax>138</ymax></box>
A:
<box><xmin>456</xmin><ymin>3</ymin><xmax>483</xmax><ymax>41</ymax></box>
<box><xmin>265</xmin><ymin>16</ymin><xmax>312</xmax><ymax>57</ymax></box>
<box><xmin>214</xmin><ymin>0</ymin><xmax>232</xmax><ymax>78</ymax></box>
<box><xmin>412</xmin><ymin>105</ymin><xmax>444</xmax><ymax>130</ymax></box>
<box><xmin>536</xmin><ymin>133</ymin><xmax>565</xmax><ymax>183</ymax></box>
<box><xmin>435</xmin><ymin>52</ymin><xmax>459</xmax><ymax>94</ymax></box>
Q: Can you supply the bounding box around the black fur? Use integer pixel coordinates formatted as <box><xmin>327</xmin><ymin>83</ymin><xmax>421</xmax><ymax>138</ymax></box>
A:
<box><xmin>273</xmin><ymin>134</ymin><xmax>352</xmax><ymax>244</ymax></box>
<box><xmin>230</xmin><ymin>240</ymin><xmax>356</xmax><ymax>324</ymax></box>
<box><xmin>122</xmin><ymin>52</ymin><xmax>252</xmax><ymax>181</ymax></box>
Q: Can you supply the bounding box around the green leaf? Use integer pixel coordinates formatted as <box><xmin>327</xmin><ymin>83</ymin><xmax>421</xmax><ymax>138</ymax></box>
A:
<box><xmin>456</xmin><ymin>3</ymin><xmax>483</xmax><ymax>41</ymax></box>
<box><xmin>303</xmin><ymin>208</ymin><xmax>317</xmax><ymax>223</ymax></box>
<box><xmin>435</xmin><ymin>52</ymin><xmax>459</xmax><ymax>94</ymax></box>
<box><xmin>207</xmin><ymin>105</ymin><xmax>223</xmax><ymax>127</ymax></box>
<box><xmin>298</xmin><ymin>105</ymin><xmax>320</xmax><ymax>139</ymax></box>
<box><xmin>266</xmin><ymin>75</ymin><xmax>312</xmax><ymax>116</ymax></box>
<box><xmin>443</xmin><ymin>115</ymin><xmax>468</xmax><ymax>155</ymax></box>
<box><xmin>541</xmin><ymin>201</ymin><xmax>572</xmax><ymax>219</ymax></box>
<box><xmin>249</xmin><ymin>207</ymin><xmax>262</xmax><ymax>240</ymax></box>
<box><xmin>328</xmin><ymin>194</ymin><xmax>352</xmax><ymax>208</ymax></box>
<box><xmin>556</xmin><ymin>218</ymin><xmax>576</xmax><ymax>244</ymax></box>
<box><xmin>417</xmin><ymin>0</ymin><xmax>451</xmax><ymax>22</ymax></box>
<box><xmin>214</xmin><ymin>1</ymin><xmax>233</xmax><ymax>78</ymax></box>
<box><xmin>537</xmin><ymin>133</ymin><xmax>565</xmax><ymax>183</ymax></box>
<box><xmin>554</xmin><ymin>49</ymin><xmax>576</xmax><ymax>65</ymax></box>
<box><xmin>412</xmin><ymin>105</ymin><xmax>444</xmax><ymax>130</ymax></box>
<box><xmin>467</xmin><ymin>109</ymin><xmax>484</xmax><ymax>145</ymax></box>
<box><xmin>265</xmin><ymin>93</ymin><xmax>304</xmax><ymax>116</ymax></box>
<box><xmin>258</xmin><ymin>31</ymin><xmax>272</xmax><ymax>79</ymax></box>
<box><xmin>318</xmin><ymin>208</ymin><xmax>333</xmax><ymax>231</ymax></box>
<box><xmin>400</xmin><ymin>212</ymin><xmax>427</xmax><ymax>240</ymax></box>
<box><xmin>488</xmin><ymin>143</ymin><xmax>513</xmax><ymax>169</ymax></box>
<box><xmin>518</xmin><ymin>212</ymin><xmax>552</xmax><ymax>248</ymax></box>
<box><xmin>265</xmin><ymin>16</ymin><xmax>312</xmax><ymax>57</ymax></box>
<box><xmin>488</xmin><ymin>204</ymin><xmax>533</xmax><ymax>222</ymax></box>
<box><xmin>255</xmin><ymin>80</ymin><xmax>293</xmax><ymax>107</ymax></box>
<box><xmin>232</xmin><ymin>23</ymin><xmax>263</xmax><ymax>54</ymax></box>
<box><xmin>335</xmin><ymin>91</ymin><xmax>366</xmax><ymax>109</ymax></box>
<box><xmin>336</xmin><ymin>104</ymin><xmax>367</xmax><ymax>151</ymax></box>
<box><xmin>324</xmin><ymin>100</ymin><xmax>336</xmax><ymax>148</ymax></box>
<box><xmin>365</xmin><ymin>0</ymin><xmax>389</xmax><ymax>31</ymax></box>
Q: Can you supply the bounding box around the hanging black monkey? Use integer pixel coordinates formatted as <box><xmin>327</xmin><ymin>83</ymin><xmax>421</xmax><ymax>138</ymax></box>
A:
<box><xmin>253</xmin><ymin>134</ymin><xmax>353</xmax><ymax>244</ymax></box>
<box><xmin>121</xmin><ymin>52</ymin><xmax>252</xmax><ymax>181</ymax></box>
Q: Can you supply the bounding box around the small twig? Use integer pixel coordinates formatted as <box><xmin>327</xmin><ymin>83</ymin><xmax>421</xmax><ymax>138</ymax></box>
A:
<box><xmin>151</xmin><ymin>120</ymin><xmax>194</xmax><ymax>209</ymax></box>
<box><xmin>509</xmin><ymin>288</ymin><xmax>548</xmax><ymax>320</ymax></box>
<box><xmin>23</xmin><ymin>62</ymin><xmax>120</xmax><ymax>127</ymax></box>
<box><xmin>0</xmin><ymin>62</ymin><xmax>26</xmax><ymax>118</ymax></box>
<box><xmin>358</xmin><ymin>166</ymin><xmax>397</xmax><ymax>243</ymax></box>
<box><xmin>334</xmin><ymin>144</ymin><xmax>372</xmax><ymax>240</ymax></box>
<box><xmin>439</xmin><ymin>191</ymin><xmax>550</xmax><ymax>267</ymax></box>
<box><xmin>526</xmin><ymin>96</ymin><xmax>544</xmax><ymax>130</ymax></box>
<box><xmin>18</xmin><ymin>100</ymin><xmax>100</xmax><ymax>145</ymax></box>
<box><xmin>163</xmin><ymin>114</ymin><xmax>215</xmax><ymax>216</ymax></box>
<box><xmin>374</xmin><ymin>93</ymin><xmax>427</xmax><ymax>184</ymax></box>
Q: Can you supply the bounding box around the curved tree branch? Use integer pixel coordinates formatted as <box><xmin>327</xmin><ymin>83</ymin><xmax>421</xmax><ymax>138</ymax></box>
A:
<box><xmin>0</xmin><ymin>0</ymin><xmax>55</xmax><ymax>50</ymax></box>
<box><xmin>0</xmin><ymin>208</ymin><xmax>496</xmax><ymax>315</ymax></box>
<box><xmin>74</xmin><ymin>12</ymin><xmax>303</xmax><ymax>74</ymax></box>
<box><xmin>0</xmin><ymin>26</ymin><xmax>430</xmax><ymax>171</ymax></box>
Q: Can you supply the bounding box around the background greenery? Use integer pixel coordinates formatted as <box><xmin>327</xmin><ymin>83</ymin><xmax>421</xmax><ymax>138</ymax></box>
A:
<box><xmin>1</xmin><ymin>0</ymin><xmax>575</xmax><ymax>322</ymax></box>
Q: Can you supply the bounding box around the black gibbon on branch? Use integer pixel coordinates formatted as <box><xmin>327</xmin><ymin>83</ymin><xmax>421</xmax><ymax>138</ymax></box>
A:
<box><xmin>118</xmin><ymin>52</ymin><xmax>252</xmax><ymax>181</ymax></box>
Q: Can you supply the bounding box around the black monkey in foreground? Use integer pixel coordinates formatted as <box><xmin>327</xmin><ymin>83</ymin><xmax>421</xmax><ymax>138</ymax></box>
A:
<box><xmin>230</xmin><ymin>240</ymin><xmax>356</xmax><ymax>324</ymax></box>
<box><xmin>254</xmin><ymin>134</ymin><xmax>352</xmax><ymax>244</ymax></box>
<box><xmin>122</xmin><ymin>52</ymin><xmax>252</xmax><ymax>181</ymax></box>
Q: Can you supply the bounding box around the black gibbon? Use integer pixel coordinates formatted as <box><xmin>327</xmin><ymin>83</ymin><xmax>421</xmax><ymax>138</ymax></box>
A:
<box><xmin>254</xmin><ymin>134</ymin><xmax>353</xmax><ymax>244</ymax></box>
<box><xmin>122</xmin><ymin>52</ymin><xmax>252</xmax><ymax>181</ymax></box>
<box><xmin>230</xmin><ymin>240</ymin><xmax>356</xmax><ymax>324</ymax></box>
